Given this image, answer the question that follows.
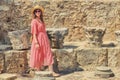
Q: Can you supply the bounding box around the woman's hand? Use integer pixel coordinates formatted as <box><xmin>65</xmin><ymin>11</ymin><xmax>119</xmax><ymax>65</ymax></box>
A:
<box><xmin>33</xmin><ymin>34</ymin><xmax>39</xmax><ymax>48</ymax></box>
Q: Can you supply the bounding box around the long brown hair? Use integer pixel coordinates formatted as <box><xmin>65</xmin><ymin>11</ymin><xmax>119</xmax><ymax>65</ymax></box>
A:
<box><xmin>32</xmin><ymin>9</ymin><xmax>44</xmax><ymax>23</ymax></box>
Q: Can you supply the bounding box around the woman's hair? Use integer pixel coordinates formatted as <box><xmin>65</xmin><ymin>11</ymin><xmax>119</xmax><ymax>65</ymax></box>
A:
<box><xmin>32</xmin><ymin>9</ymin><xmax>44</xmax><ymax>23</ymax></box>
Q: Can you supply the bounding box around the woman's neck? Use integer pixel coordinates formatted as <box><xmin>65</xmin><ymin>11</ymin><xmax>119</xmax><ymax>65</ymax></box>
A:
<box><xmin>36</xmin><ymin>17</ymin><xmax>40</xmax><ymax>19</ymax></box>
<box><xmin>36</xmin><ymin>17</ymin><xmax>42</xmax><ymax>23</ymax></box>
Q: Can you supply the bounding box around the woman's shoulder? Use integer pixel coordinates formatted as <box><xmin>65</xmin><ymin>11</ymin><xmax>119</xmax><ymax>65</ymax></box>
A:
<box><xmin>31</xmin><ymin>19</ymin><xmax>37</xmax><ymax>23</ymax></box>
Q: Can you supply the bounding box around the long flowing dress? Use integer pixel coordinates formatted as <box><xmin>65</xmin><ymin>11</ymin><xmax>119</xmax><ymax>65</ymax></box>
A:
<box><xmin>30</xmin><ymin>19</ymin><xmax>54</xmax><ymax>69</ymax></box>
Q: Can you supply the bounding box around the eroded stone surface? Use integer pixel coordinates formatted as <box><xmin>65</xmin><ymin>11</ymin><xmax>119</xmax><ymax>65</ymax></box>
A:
<box><xmin>0</xmin><ymin>45</ymin><xmax>12</xmax><ymax>51</ymax></box>
<box><xmin>4</xmin><ymin>50</ymin><xmax>28</xmax><ymax>73</ymax></box>
<box><xmin>0</xmin><ymin>5</ymin><xmax>10</xmax><ymax>11</ymax></box>
<box><xmin>76</xmin><ymin>47</ymin><xmax>108</xmax><ymax>71</ymax></box>
<box><xmin>8</xmin><ymin>29</ymin><xmax>30</xmax><ymax>50</ymax></box>
<box><xmin>33</xmin><ymin>71</ymin><xmax>54</xmax><ymax>80</ymax></box>
<box><xmin>0</xmin><ymin>42</ymin><xmax>120</xmax><ymax>74</ymax></box>
<box><xmin>47</xmin><ymin>28</ymin><xmax>68</xmax><ymax>49</ymax></box>
<box><xmin>35</xmin><ymin>71</ymin><xmax>52</xmax><ymax>77</ymax></box>
<box><xmin>84</xmin><ymin>27</ymin><xmax>106</xmax><ymax>47</ymax></box>
<box><xmin>53</xmin><ymin>48</ymin><xmax>77</xmax><ymax>72</ymax></box>
<box><xmin>0</xmin><ymin>51</ymin><xmax>4</xmax><ymax>73</ymax></box>
<box><xmin>115</xmin><ymin>30</ymin><xmax>120</xmax><ymax>46</ymax></box>
<box><xmin>108</xmin><ymin>47</ymin><xmax>120</xmax><ymax>67</ymax></box>
<box><xmin>0</xmin><ymin>73</ymin><xmax>17</xmax><ymax>80</ymax></box>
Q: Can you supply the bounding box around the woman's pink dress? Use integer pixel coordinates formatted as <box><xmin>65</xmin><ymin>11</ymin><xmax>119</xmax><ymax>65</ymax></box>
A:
<box><xmin>30</xmin><ymin>19</ymin><xmax>54</xmax><ymax>69</ymax></box>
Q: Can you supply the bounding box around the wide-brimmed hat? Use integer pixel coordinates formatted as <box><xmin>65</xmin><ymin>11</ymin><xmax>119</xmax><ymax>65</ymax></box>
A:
<box><xmin>32</xmin><ymin>5</ymin><xmax>44</xmax><ymax>14</ymax></box>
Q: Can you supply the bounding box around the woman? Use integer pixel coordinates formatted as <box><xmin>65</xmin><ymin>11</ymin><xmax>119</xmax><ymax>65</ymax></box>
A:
<box><xmin>30</xmin><ymin>5</ymin><xmax>60</xmax><ymax>77</ymax></box>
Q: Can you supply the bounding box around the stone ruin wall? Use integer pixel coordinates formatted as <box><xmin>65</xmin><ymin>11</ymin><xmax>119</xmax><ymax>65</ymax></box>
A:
<box><xmin>0</xmin><ymin>0</ymin><xmax>120</xmax><ymax>44</ymax></box>
<box><xmin>0</xmin><ymin>0</ymin><xmax>120</xmax><ymax>74</ymax></box>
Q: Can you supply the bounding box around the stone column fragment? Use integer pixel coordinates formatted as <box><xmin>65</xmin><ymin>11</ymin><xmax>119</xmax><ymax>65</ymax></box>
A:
<box><xmin>47</xmin><ymin>28</ymin><xmax>68</xmax><ymax>49</ymax></box>
<box><xmin>8</xmin><ymin>29</ymin><xmax>30</xmax><ymax>50</ymax></box>
<box><xmin>84</xmin><ymin>27</ymin><xmax>106</xmax><ymax>47</ymax></box>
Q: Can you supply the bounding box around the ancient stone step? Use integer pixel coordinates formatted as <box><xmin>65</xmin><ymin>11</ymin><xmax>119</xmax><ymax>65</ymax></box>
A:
<box><xmin>15</xmin><ymin>77</ymin><xmax>32</xmax><ymax>80</ymax></box>
<box><xmin>0</xmin><ymin>73</ymin><xmax>17</xmax><ymax>80</ymax></box>
<box><xmin>33</xmin><ymin>77</ymin><xmax>55</xmax><ymax>80</ymax></box>
<box><xmin>0</xmin><ymin>45</ymin><xmax>12</xmax><ymax>51</ymax></box>
<box><xmin>35</xmin><ymin>71</ymin><xmax>53</xmax><ymax>77</ymax></box>
<box><xmin>33</xmin><ymin>71</ymin><xmax>55</xmax><ymax>80</ymax></box>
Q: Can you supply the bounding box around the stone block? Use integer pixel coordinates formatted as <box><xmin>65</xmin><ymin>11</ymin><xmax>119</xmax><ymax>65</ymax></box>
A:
<box><xmin>76</xmin><ymin>47</ymin><xmax>107</xmax><ymax>70</ymax></box>
<box><xmin>0</xmin><ymin>73</ymin><xmax>17</xmax><ymax>80</ymax></box>
<box><xmin>53</xmin><ymin>48</ymin><xmax>77</xmax><ymax>72</ymax></box>
<box><xmin>0</xmin><ymin>51</ymin><xmax>4</xmax><ymax>73</ymax></box>
<box><xmin>108</xmin><ymin>47</ymin><xmax>120</xmax><ymax>67</ymax></box>
<box><xmin>0</xmin><ymin>45</ymin><xmax>12</xmax><ymax>51</ymax></box>
<box><xmin>47</xmin><ymin>28</ymin><xmax>68</xmax><ymax>49</ymax></box>
<box><xmin>33</xmin><ymin>77</ymin><xmax>55</xmax><ymax>80</ymax></box>
<box><xmin>35</xmin><ymin>71</ymin><xmax>52</xmax><ymax>77</ymax></box>
<box><xmin>0</xmin><ymin>5</ymin><xmax>9</xmax><ymax>11</ymax></box>
<box><xmin>4</xmin><ymin>50</ymin><xmax>28</xmax><ymax>73</ymax></box>
<box><xmin>84</xmin><ymin>27</ymin><xmax>106</xmax><ymax>48</ymax></box>
<box><xmin>8</xmin><ymin>29</ymin><xmax>30</xmax><ymax>50</ymax></box>
<box><xmin>33</xmin><ymin>71</ymin><xmax>55</xmax><ymax>80</ymax></box>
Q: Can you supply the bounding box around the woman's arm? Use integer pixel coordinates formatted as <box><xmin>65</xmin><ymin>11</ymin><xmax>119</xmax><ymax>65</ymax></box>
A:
<box><xmin>33</xmin><ymin>34</ymin><xmax>39</xmax><ymax>48</ymax></box>
<box><xmin>33</xmin><ymin>34</ymin><xmax>38</xmax><ymax>44</ymax></box>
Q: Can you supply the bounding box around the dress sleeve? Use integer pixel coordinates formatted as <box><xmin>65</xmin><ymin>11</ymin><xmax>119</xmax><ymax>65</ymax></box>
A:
<box><xmin>31</xmin><ymin>20</ymin><xmax>38</xmax><ymax>35</ymax></box>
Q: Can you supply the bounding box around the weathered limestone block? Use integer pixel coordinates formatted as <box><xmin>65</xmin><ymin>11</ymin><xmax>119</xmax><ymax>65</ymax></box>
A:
<box><xmin>0</xmin><ymin>73</ymin><xmax>17</xmax><ymax>80</ymax></box>
<box><xmin>8</xmin><ymin>29</ymin><xmax>30</xmax><ymax>50</ymax></box>
<box><xmin>0</xmin><ymin>30</ymin><xmax>4</xmax><ymax>45</ymax></box>
<box><xmin>0</xmin><ymin>5</ymin><xmax>9</xmax><ymax>11</ymax></box>
<box><xmin>35</xmin><ymin>71</ymin><xmax>52</xmax><ymax>77</ymax></box>
<box><xmin>33</xmin><ymin>71</ymin><xmax>55</xmax><ymax>80</ymax></box>
<box><xmin>84</xmin><ymin>27</ymin><xmax>106</xmax><ymax>47</ymax></box>
<box><xmin>53</xmin><ymin>48</ymin><xmax>77</xmax><ymax>72</ymax></box>
<box><xmin>108</xmin><ymin>47</ymin><xmax>120</xmax><ymax>67</ymax></box>
<box><xmin>76</xmin><ymin>48</ymin><xmax>107</xmax><ymax>70</ymax></box>
<box><xmin>0</xmin><ymin>51</ymin><xmax>4</xmax><ymax>73</ymax></box>
<box><xmin>115</xmin><ymin>30</ymin><xmax>120</xmax><ymax>46</ymax></box>
<box><xmin>0</xmin><ymin>45</ymin><xmax>12</xmax><ymax>51</ymax></box>
<box><xmin>47</xmin><ymin>28</ymin><xmax>68</xmax><ymax>49</ymax></box>
<box><xmin>4</xmin><ymin>50</ymin><xmax>28</xmax><ymax>73</ymax></box>
<box><xmin>27</xmin><ymin>50</ymin><xmax>30</xmax><ymax>68</ymax></box>
<box><xmin>0</xmin><ymin>25</ymin><xmax>11</xmax><ymax>45</ymax></box>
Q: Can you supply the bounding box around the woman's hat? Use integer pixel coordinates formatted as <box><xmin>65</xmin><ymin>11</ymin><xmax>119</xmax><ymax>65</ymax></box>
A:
<box><xmin>32</xmin><ymin>5</ymin><xmax>44</xmax><ymax>14</ymax></box>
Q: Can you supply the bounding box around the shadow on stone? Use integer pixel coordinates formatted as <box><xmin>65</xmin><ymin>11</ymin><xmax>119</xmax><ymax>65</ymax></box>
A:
<box><xmin>102</xmin><ymin>42</ymin><xmax>116</xmax><ymax>47</ymax></box>
<box><xmin>58</xmin><ymin>66</ymin><xmax>84</xmax><ymax>75</ymax></box>
<box><xmin>0</xmin><ymin>45</ymin><xmax>12</xmax><ymax>51</ymax></box>
<box><xmin>63</xmin><ymin>45</ymin><xmax>79</xmax><ymax>49</ymax></box>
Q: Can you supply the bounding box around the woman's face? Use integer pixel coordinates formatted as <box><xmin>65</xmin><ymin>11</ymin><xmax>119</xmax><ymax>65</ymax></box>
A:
<box><xmin>34</xmin><ymin>9</ymin><xmax>41</xmax><ymax>17</ymax></box>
